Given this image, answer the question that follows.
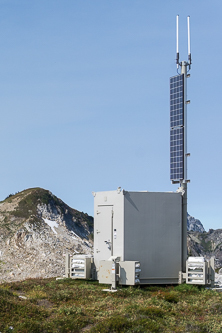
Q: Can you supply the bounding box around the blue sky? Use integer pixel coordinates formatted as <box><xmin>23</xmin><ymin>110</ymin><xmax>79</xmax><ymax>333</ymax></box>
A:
<box><xmin>0</xmin><ymin>1</ymin><xmax>221</xmax><ymax>231</ymax></box>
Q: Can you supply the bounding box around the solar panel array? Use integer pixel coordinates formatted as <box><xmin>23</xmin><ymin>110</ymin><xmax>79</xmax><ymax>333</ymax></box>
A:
<box><xmin>170</xmin><ymin>74</ymin><xmax>184</xmax><ymax>181</ymax></box>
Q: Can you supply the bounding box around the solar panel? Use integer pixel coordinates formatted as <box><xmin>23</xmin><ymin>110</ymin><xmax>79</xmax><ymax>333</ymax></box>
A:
<box><xmin>170</xmin><ymin>127</ymin><xmax>184</xmax><ymax>180</ymax></box>
<box><xmin>170</xmin><ymin>74</ymin><xmax>184</xmax><ymax>181</ymax></box>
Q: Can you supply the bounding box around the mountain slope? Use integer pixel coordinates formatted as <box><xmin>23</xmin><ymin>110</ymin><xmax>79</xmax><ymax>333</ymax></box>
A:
<box><xmin>187</xmin><ymin>229</ymin><xmax>222</xmax><ymax>268</ymax></box>
<box><xmin>0</xmin><ymin>188</ymin><xmax>93</xmax><ymax>282</ymax></box>
<box><xmin>187</xmin><ymin>213</ymin><xmax>205</xmax><ymax>233</ymax></box>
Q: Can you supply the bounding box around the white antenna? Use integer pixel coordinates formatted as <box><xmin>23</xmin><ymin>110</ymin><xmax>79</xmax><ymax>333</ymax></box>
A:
<box><xmin>187</xmin><ymin>16</ymin><xmax>191</xmax><ymax>67</ymax></box>
<box><xmin>176</xmin><ymin>15</ymin><xmax>179</xmax><ymax>68</ymax></box>
<box><xmin>175</xmin><ymin>15</ymin><xmax>191</xmax><ymax>70</ymax></box>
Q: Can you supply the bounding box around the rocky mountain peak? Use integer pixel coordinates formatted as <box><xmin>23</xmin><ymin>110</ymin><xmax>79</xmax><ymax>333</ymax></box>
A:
<box><xmin>0</xmin><ymin>188</ymin><xmax>93</xmax><ymax>283</ymax></box>
<box><xmin>187</xmin><ymin>213</ymin><xmax>205</xmax><ymax>233</ymax></box>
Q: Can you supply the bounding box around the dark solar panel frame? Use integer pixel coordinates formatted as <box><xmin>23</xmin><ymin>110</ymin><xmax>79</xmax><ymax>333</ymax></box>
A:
<box><xmin>170</xmin><ymin>74</ymin><xmax>184</xmax><ymax>128</ymax></box>
<box><xmin>170</xmin><ymin>127</ymin><xmax>184</xmax><ymax>180</ymax></box>
<box><xmin>170</xmin><ymin>74</ymin><xmax>184</xmax><ymax>181</ymax></box>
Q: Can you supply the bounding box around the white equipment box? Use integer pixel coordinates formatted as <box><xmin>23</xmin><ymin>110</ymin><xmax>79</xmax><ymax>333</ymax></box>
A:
<box><xmin>186</xmin><ymin>257</ymin><xmax>214</xmax><ymax>286</ymax></box>
<box><xmin>65</xmin><ymin>254</ymin><xmax>92</xmax><ymax>279</ymax></box>
<box><xmin>119</xmin><ymin>261</ymin><xmax>141</xmax><ymax>285</ymax></box>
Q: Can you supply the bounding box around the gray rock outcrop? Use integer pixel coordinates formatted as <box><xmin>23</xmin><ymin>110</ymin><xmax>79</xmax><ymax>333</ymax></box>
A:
<box><xmin>187</xmin><ymin>213</ymin><xmax>205</xmax><ymax>233</ymax></box>
<box><xmin>187</xmin><ymin>229</ymin><xmax>222</xmax><ymax>268</ymax></box>
<box><xmin>0</xmin><ymin>188</ymin><xmax>93</xmax><ymax>283</ymax></box>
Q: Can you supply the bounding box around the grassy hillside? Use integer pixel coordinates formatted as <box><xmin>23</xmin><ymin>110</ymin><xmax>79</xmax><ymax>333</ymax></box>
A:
<box><xmin>0</xmin><ymin>278</ymin><xmax>222</xmax><ymax>332</ymax></box>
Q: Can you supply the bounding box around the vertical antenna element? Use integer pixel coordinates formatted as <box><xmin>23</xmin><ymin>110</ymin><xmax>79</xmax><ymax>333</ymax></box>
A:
<box><xmin>176</xmin><ymin>15</ymin><xmax>179</xmax><ymax>68</ymax></box>
<box><xmin>187</xmin><ymin>16</ymin><xmax>191</xmax><ymax>66</ymax></box>
<box><xmin>176</xmin><ymin>15</ymin><xmax>179</xmax><ymax>53</ymax></box>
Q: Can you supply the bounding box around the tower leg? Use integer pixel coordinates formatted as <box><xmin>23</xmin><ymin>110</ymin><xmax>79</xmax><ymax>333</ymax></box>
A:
<box><xmin>181</xmin><ymin>183</ymin><xmax>187</xmax><ymax>272</ymax></box>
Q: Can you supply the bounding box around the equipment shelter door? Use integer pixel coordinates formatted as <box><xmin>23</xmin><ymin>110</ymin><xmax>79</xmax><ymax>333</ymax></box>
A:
<box><xmin>95</xmin><ymin>205</ymin><xmax>113</xmax><ymax>261</ymax></box>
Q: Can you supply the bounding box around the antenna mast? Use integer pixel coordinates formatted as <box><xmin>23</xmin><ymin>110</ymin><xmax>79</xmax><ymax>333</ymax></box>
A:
<box><xmin>170</xmin><ymin>15</ymin><xmax>192</xmax><ymax>272</ymax></box>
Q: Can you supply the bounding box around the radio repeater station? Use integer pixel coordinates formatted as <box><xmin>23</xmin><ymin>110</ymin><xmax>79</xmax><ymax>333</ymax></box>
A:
<box><xmin>65</xmin><ymin>16</ymin><xmax>215</xmax><ymax>289</ymax></box>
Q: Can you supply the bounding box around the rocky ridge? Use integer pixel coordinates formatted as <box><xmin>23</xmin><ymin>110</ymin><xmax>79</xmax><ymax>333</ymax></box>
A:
<box><xmin>186</xmin><ymin>214</ymin><xmax>222</xmax><ymax>269</ymax></box>
<box><xmin>187</xmin><ymin>229</ymin><xmax>222</xmax><ymax>268</ymax></box>
<box><xmin>187</xmin><ymin>213</ymin><xmax>205</xmax><ymax>233</ymax></box>
<box><xmin>0</xmin><ymin>188</ymin><xmax>93</xmax><ymax>283</ymax></box>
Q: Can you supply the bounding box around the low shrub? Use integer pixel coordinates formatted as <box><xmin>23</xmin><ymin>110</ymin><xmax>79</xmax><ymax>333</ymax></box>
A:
<box><xmin>90</xmin><ymin>315</ymin><xmax>131</xmax><ymax>333</ymax></box>
<box><xmin>138</xmin><ymin>306</ymin><xmax>165</xmax><ymax>318</ymax></box>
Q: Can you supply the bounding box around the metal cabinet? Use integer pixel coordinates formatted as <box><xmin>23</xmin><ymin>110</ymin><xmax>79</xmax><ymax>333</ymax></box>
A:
<box><xmin>94</xmin><ymin>189</ymin><xmax>183</xmax><ymax>284</ymax></box>
<box><xmin>98</xmin><ymin>259</ymin><xmax>141</xmax><ymax>286</ymax></box>
<box><xmin>119</xmin><ymin>261</ymin><xmax>141</xmax><ymax>285</ymax></box>
<box><xmin>65</xmin><ymin>254</ymin><xmax>92</xmax><ymax>279</ymax></box>
<box><xmin>186</xmin><ymin>258</ymin><xmax>207</xmax><ymax>285</ymax></box>
<box><xmin>98</xmin><ymin>260</ymin><xmax>113</xmax><ymax>284</ymax></box>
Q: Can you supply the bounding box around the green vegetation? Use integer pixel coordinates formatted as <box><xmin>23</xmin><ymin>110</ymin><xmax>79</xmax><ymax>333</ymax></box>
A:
<box><xmin>2</xmin><ymin>188</ymin><xmax>93</xmax><ymax>229</ymax></box>
<box><xmin>4</xmin><ymin>192</ymin><xmax>19</xmax><ymax>200</ymax></box>
<box><xmin>200</xmin><ymin>234</ymin><xmax>213</xmax><ymax>252</ymax></box>
<box><xmin>0</xmin><ymin>278</ymin><xmax>222</xmax><ymax>332</ymax></box>
<box><xmin>12</xmin><ymin>188</ymin><xmax>56</xmax><ymax>218</ymax></box>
